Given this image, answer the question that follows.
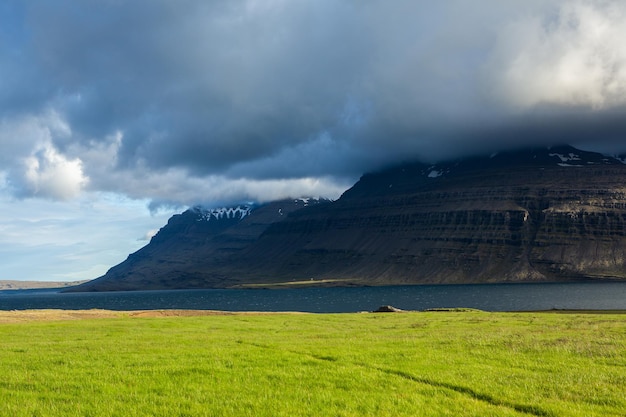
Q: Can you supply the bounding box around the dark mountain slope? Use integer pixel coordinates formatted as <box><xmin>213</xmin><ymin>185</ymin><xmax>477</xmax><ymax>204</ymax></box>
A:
<box><xmin>71</xmin><ymin>145</ymin><xmax>626</xmax><ymax>291</ymax></box>
<box><xmin>71</xmin><ymin>199</ymin><xmax>329</xmax><ymax>291</ymax></box>
<box><xmin>242</xmin><ymin>145</ymin><xmax>626</xmax><ymax>285</ymax></box>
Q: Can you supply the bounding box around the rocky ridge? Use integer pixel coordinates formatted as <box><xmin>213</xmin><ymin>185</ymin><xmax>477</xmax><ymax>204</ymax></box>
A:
<box><xmin>71</xmin><ymin>145</ymin><xmax>626</xmax><ymax>291</ymax></box>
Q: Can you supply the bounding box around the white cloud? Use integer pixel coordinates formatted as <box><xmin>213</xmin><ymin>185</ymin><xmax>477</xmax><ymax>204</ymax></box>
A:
<box><xmin>0</xmin><ymin>110</ymin><xmax>89</xmax><ymax>200</ymax></box>
<box><xmin>20</xmin><ymin>141</ymin><xmax>88</xmax><ymax>200</ymax></box>
<box><xmin>493</xmin><ymin>0</ymin><xmax>626</xmax><ymax>109</ymax></box>
<box><xmin>107</xmin><ymin>167</ymin><xmax>349</xmax><ymax>209</ymax></box>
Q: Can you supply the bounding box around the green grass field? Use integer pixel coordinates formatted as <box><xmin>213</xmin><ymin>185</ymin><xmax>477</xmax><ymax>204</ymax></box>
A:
<box><xmin>1</xmin><ymin>311</ymin><xmax>625</xmax><ymax>416</ymax></box>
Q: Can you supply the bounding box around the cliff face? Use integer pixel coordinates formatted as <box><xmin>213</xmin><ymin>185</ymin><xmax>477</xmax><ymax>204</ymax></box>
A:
<box><xmin>72</xmin><ymin>146</ymin><xmax>626</xmax><ymax>291</ymax></box>
<box><xmin>247</xmin><ymin>146</ymin><xmax>626</xmax><ymax>285</ymax></box>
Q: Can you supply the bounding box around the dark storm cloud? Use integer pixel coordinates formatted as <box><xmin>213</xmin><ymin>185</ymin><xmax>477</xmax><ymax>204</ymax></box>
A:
<box><xmin>2</xmin><ymin>0</ymin><xmax>626</xmax><ymax>203</ymax></box>
<box><xmin>20</xmin><ymin>0</ymin><xmax>370</xmax><ymax>174</ymax></box>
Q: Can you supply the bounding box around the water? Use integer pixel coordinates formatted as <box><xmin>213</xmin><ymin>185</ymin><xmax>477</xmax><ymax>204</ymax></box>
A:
<box><xmin>1</xmin><ymin>282</ymin><xmax>626</xmax><ymax>312</ymax></box>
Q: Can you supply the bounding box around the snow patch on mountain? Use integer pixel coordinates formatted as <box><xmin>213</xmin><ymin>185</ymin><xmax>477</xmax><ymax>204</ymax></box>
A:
<box><xmin>294</xmin><ymin>197</ymin><xmax>329</xmax><ymax>206</ymax></box>
<box><xmin>423</xmin><ymin>165</ymin><xmax>451</xmax><ymax>179</ymax></box>
<box><xmin>550</xmin><ymin>152</ymin><xmax>582</xmax><ymax>163</ymax></box>
<box><xmin>193</xmin><ymin>205</ymin><xmax>253</xmax><ymax>221</ymax></box>
<box><xmin>548</xmin><ymin>150</ymin><xmax>625</xmax><ymax>166</ymax></box>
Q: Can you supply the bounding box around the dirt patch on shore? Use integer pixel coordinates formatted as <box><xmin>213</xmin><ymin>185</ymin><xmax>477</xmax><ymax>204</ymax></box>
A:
<box><xmin>0</xmin><ymin>309</ymin><xmax>295</xmax><ymax>323</ymax></box>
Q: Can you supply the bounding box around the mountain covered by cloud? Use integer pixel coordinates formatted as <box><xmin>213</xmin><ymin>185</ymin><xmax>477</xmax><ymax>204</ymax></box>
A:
<box><xmin>2</xmin><ymin>0</ymin><xmax>626</xmax><ymax>207</ymax></box>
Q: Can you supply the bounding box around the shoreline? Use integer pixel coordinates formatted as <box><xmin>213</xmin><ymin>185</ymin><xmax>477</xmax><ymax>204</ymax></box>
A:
<box><xmin>1</xmin><ymin>308</ymin><xmax>626</xmax><ymax>323</ymax></box>
<box><xmin>0</xmin><ymin>309</ymin><xmax>311</xmax><ymax>323</ymax></box>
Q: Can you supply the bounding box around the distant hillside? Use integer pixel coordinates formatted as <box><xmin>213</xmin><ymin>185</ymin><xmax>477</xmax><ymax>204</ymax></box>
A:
<box><xmin>71</xmin><ymin>145</ymin><xmax>626</xmax><ymax>291</ymax></box>
<box><xmin>0</xmin><ymin>280</ymin><xmax>88</xmax><ymax>290</ymax></box>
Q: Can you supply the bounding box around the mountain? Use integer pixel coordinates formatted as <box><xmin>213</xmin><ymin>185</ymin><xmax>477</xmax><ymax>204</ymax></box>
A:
<box><xmin>70</xmin><ymin>198</ymin><xmax>331</xmax><ymax>291</ymax></box>
<box><xmin>70</xmin><ymin>145</ymin><xmax>626</xmax><ymax>291</ymax></box>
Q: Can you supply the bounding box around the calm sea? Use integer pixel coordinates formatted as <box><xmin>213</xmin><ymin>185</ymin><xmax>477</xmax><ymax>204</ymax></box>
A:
<box><xmin>1</xmin><ymin>283</ymin><xmax>626</xmax><ymax>312</ymax></box>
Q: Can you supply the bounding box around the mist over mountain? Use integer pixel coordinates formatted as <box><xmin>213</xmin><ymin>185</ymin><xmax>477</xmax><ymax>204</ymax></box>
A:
<box><xmin>69</xmin><ymin>145</ymin><xmax>626</xmax><ymax>292</ymax></box>
<box><xmin>5</xmin><ymin>1</ymin><xmax>626</xmax><ymax>207</ymax></box>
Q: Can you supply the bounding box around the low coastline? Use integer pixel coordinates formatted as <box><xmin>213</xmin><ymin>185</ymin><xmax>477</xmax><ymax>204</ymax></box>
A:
<box><xmin>0</xmin><ymin>280</ymin><xmax>88</xmax><ymax>291</ymax></box>
<box><xmin>2</xmin><ymin>308</ymin><xmax>626</xmax><ymax>324</ymax></box>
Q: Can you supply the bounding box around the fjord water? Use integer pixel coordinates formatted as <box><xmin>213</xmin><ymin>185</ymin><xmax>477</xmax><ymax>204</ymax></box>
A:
<box><xmin>1</xmin><ymin>282</ymin><xmax>626</xmax><ymax>312</ymax></box>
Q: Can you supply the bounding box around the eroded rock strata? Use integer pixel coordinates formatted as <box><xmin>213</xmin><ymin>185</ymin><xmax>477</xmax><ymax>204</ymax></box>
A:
<box><xmin>71</xmin><ymin>146</ymin><xmax>626</xmax><ymax>291</ymax></box>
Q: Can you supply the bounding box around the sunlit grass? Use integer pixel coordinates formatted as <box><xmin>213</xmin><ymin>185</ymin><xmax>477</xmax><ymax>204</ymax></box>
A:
<box><xmin>1</xmin><ymin>311</ymin><xmax>625</xmax><ymax>416</ymax></box>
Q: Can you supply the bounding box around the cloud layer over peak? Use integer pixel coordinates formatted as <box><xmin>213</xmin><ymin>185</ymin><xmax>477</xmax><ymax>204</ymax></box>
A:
<box><xmin>2</xmin><ymin>0</ymin><xmax>626</xmax><ymax>205</ymax></box>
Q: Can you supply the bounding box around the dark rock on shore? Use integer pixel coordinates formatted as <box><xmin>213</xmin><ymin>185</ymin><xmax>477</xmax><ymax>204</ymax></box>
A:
<box><xmin>373</xmin><ymin>305</ymin><xmax>405</xmax><ymax>313</ymax></box>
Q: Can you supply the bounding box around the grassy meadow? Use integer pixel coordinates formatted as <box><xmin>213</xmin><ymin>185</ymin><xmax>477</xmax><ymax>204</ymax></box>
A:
<box><xmin>0</xmin><ymin>310</ymin><xmax>625</xmax><ymax>416</ymax></box>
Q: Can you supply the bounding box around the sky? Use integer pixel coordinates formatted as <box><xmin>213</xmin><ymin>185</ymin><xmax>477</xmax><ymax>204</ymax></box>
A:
<box><xmin>2</xmin><ymin>0</ymin><xmax>626</xmax><ymax>281</ymax></box>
